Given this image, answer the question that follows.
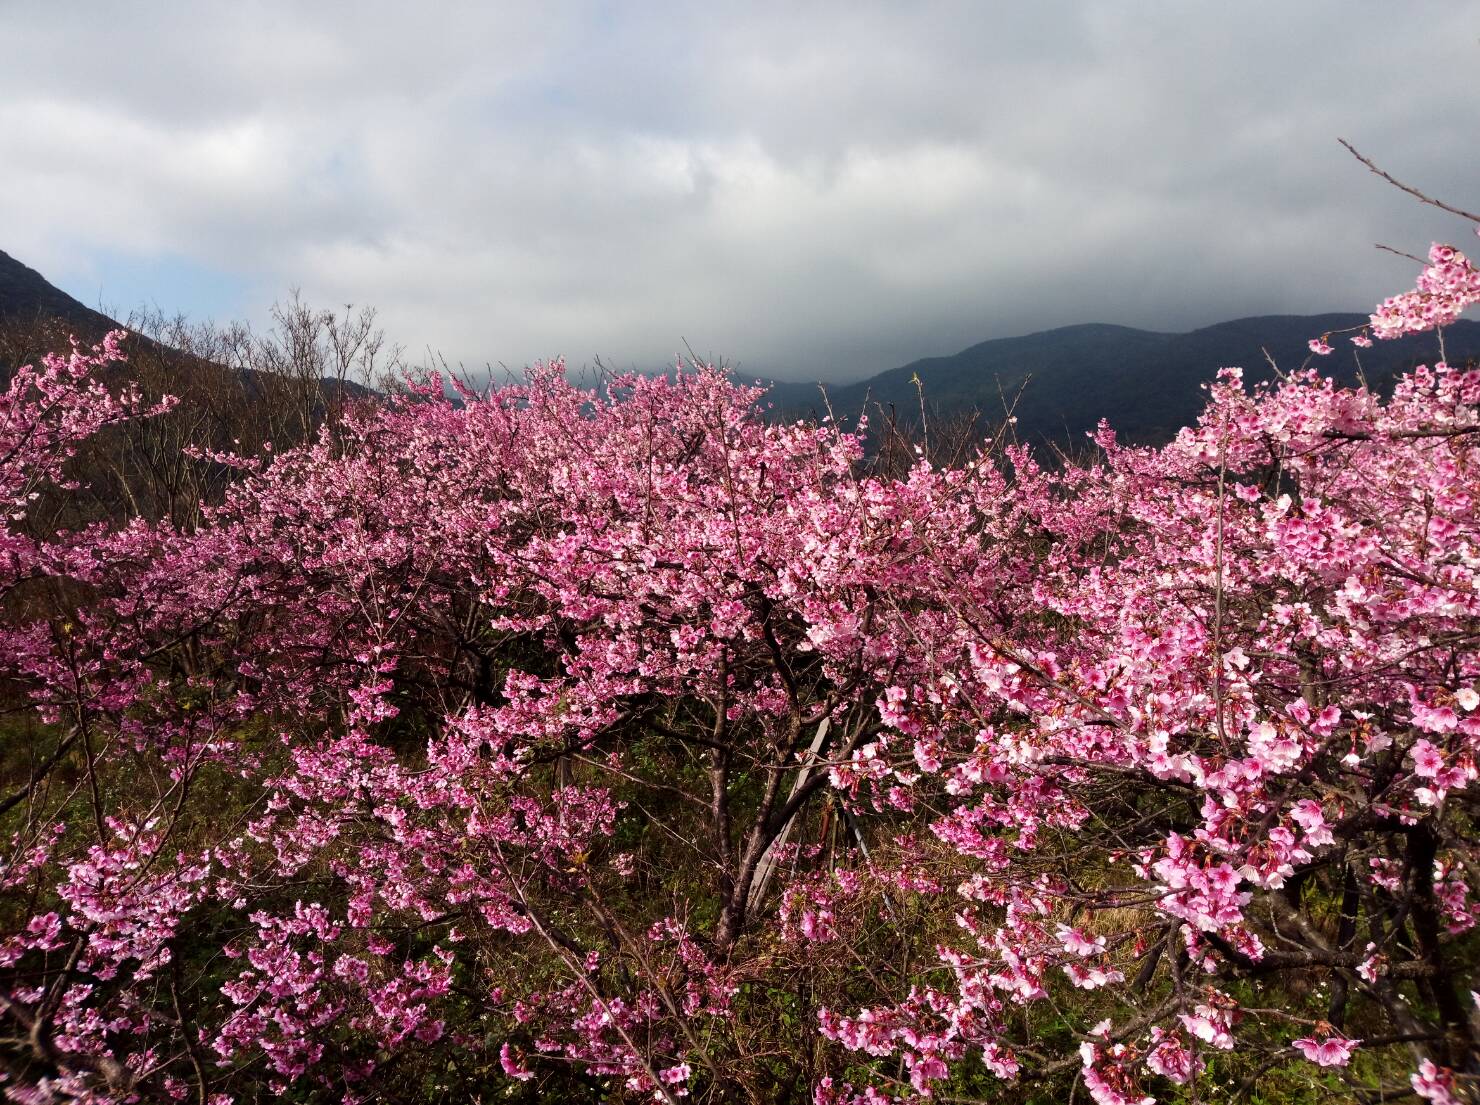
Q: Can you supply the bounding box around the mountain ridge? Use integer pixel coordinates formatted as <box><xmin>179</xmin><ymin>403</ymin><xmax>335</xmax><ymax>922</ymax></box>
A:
<box><xmin>761</xmin><ymin>311</ymin><xmax>1480</xmax><ymax>446</ymax></box>
<box><xmin>5</xmin><ymin>246</ymin><xmax>1477</xmax><ymax>448</ymax></box>
<box><xmin>0</xmin><ymin>248</ymin><xmax>125</xmax><ymax>351</ymax></box>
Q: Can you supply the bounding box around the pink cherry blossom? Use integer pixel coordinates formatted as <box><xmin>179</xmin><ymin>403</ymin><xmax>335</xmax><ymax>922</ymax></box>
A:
<box><xmin>1411</xmin><ymin>1058</ymin><xmax>1461</xmax><ymax>1105</ymax></box>
<box><xmin>1291</xmin><ymin>1035</ymin><xmax>1359</xmax><ymax>1067</ymax></box>
<box><xmin>3</xmin><ymin>225</ymin><xmax>1480</xmax><ymax>1104</ymax></box>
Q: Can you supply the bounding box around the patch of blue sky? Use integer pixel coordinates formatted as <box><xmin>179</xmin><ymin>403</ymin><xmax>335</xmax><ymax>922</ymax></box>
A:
<box><xmin>56</xmin><ymin>249</ymin><xmax>258</xmax><ymax>327</ymax></box>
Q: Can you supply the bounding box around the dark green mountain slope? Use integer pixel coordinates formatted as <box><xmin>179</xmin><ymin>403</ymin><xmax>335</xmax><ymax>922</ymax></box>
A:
<box><xmin>766</xmin><ymin>313</ymin><xmax>1480</xmax><ymax>447</ymax></box>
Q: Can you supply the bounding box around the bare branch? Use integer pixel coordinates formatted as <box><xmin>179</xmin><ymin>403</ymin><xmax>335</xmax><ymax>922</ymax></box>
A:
<box><xmin>1340</xmin><ymin>138</ymin><xmax>1480</xmax><ymax>224</ymax></box>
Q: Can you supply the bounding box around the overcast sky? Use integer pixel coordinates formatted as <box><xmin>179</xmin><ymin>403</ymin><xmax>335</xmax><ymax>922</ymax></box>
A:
<box><xmin>1</xmin><ymin>2</ymin><xmax>1476</xmax><ymax>382</ymax></box>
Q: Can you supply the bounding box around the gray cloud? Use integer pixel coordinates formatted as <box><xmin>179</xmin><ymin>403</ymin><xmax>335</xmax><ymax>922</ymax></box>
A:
<box><xmin>1</xmin><ymin>1</ymin><xmax>1475</xmax><ymax>381</ymax></box>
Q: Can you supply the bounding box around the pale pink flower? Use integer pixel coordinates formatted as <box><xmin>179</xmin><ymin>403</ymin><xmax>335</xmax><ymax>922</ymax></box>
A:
<box><xmin>1411</xmin><ymin>1059</ymin><xmax>1460</xmax><ymax>1105</ymax></box>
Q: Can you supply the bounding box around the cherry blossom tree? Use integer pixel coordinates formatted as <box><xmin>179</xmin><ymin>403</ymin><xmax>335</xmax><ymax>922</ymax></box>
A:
<box><xmin>0</xmin><ymin>224</ymin><xmax>1476</xmax><ymax>1105</ymax></box>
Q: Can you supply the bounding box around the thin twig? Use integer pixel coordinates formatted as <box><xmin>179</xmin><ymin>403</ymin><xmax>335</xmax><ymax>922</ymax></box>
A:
<box><xmin>1339</xmin><ymin>138</ymin><xmax>1480</xmax><ymax>224</ymax></box>
<box><xmin>1375</xmin><ymin>243</ymin><xmax>1427</xmax><ymax>266</ymax></box>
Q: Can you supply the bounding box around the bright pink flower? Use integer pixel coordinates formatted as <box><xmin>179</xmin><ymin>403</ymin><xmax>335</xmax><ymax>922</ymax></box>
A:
<box><xmin>1411</xmin><ymin>739</ymin><xmax>1445</xmax><ymax>778</ymax></box>
<box><xmin>1292</xmin><ymin>1035</ymin><xmax>1359</xmax><ymax>1067</ymax></box>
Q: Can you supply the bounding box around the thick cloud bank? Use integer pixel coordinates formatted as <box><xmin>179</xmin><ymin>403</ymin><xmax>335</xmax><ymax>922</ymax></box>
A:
<box><xmin>1</xmin><ymin>2</ymin><xmax>1474</xmax><ymax>380</ymax></box>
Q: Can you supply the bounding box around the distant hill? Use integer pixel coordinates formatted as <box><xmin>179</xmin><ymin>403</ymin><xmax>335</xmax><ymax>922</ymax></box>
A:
<box><xmin>0</xmin><ymin>248</ymin><xmax>121</xmax><ymax>341</ymax></box>
<box><xmin>0</xmin><ymin>248</ymin><xmax>374</xmax><ymax>403</ymax></box>
<box><xmin>0</xmin><ymin>248</ymin><xmax>384</xmax><ymax>525</ymax></box>
<box><xmin>763</xmin><ymin>314</ymin><xmax>1480</xmax><ymax>448</ymax></box>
